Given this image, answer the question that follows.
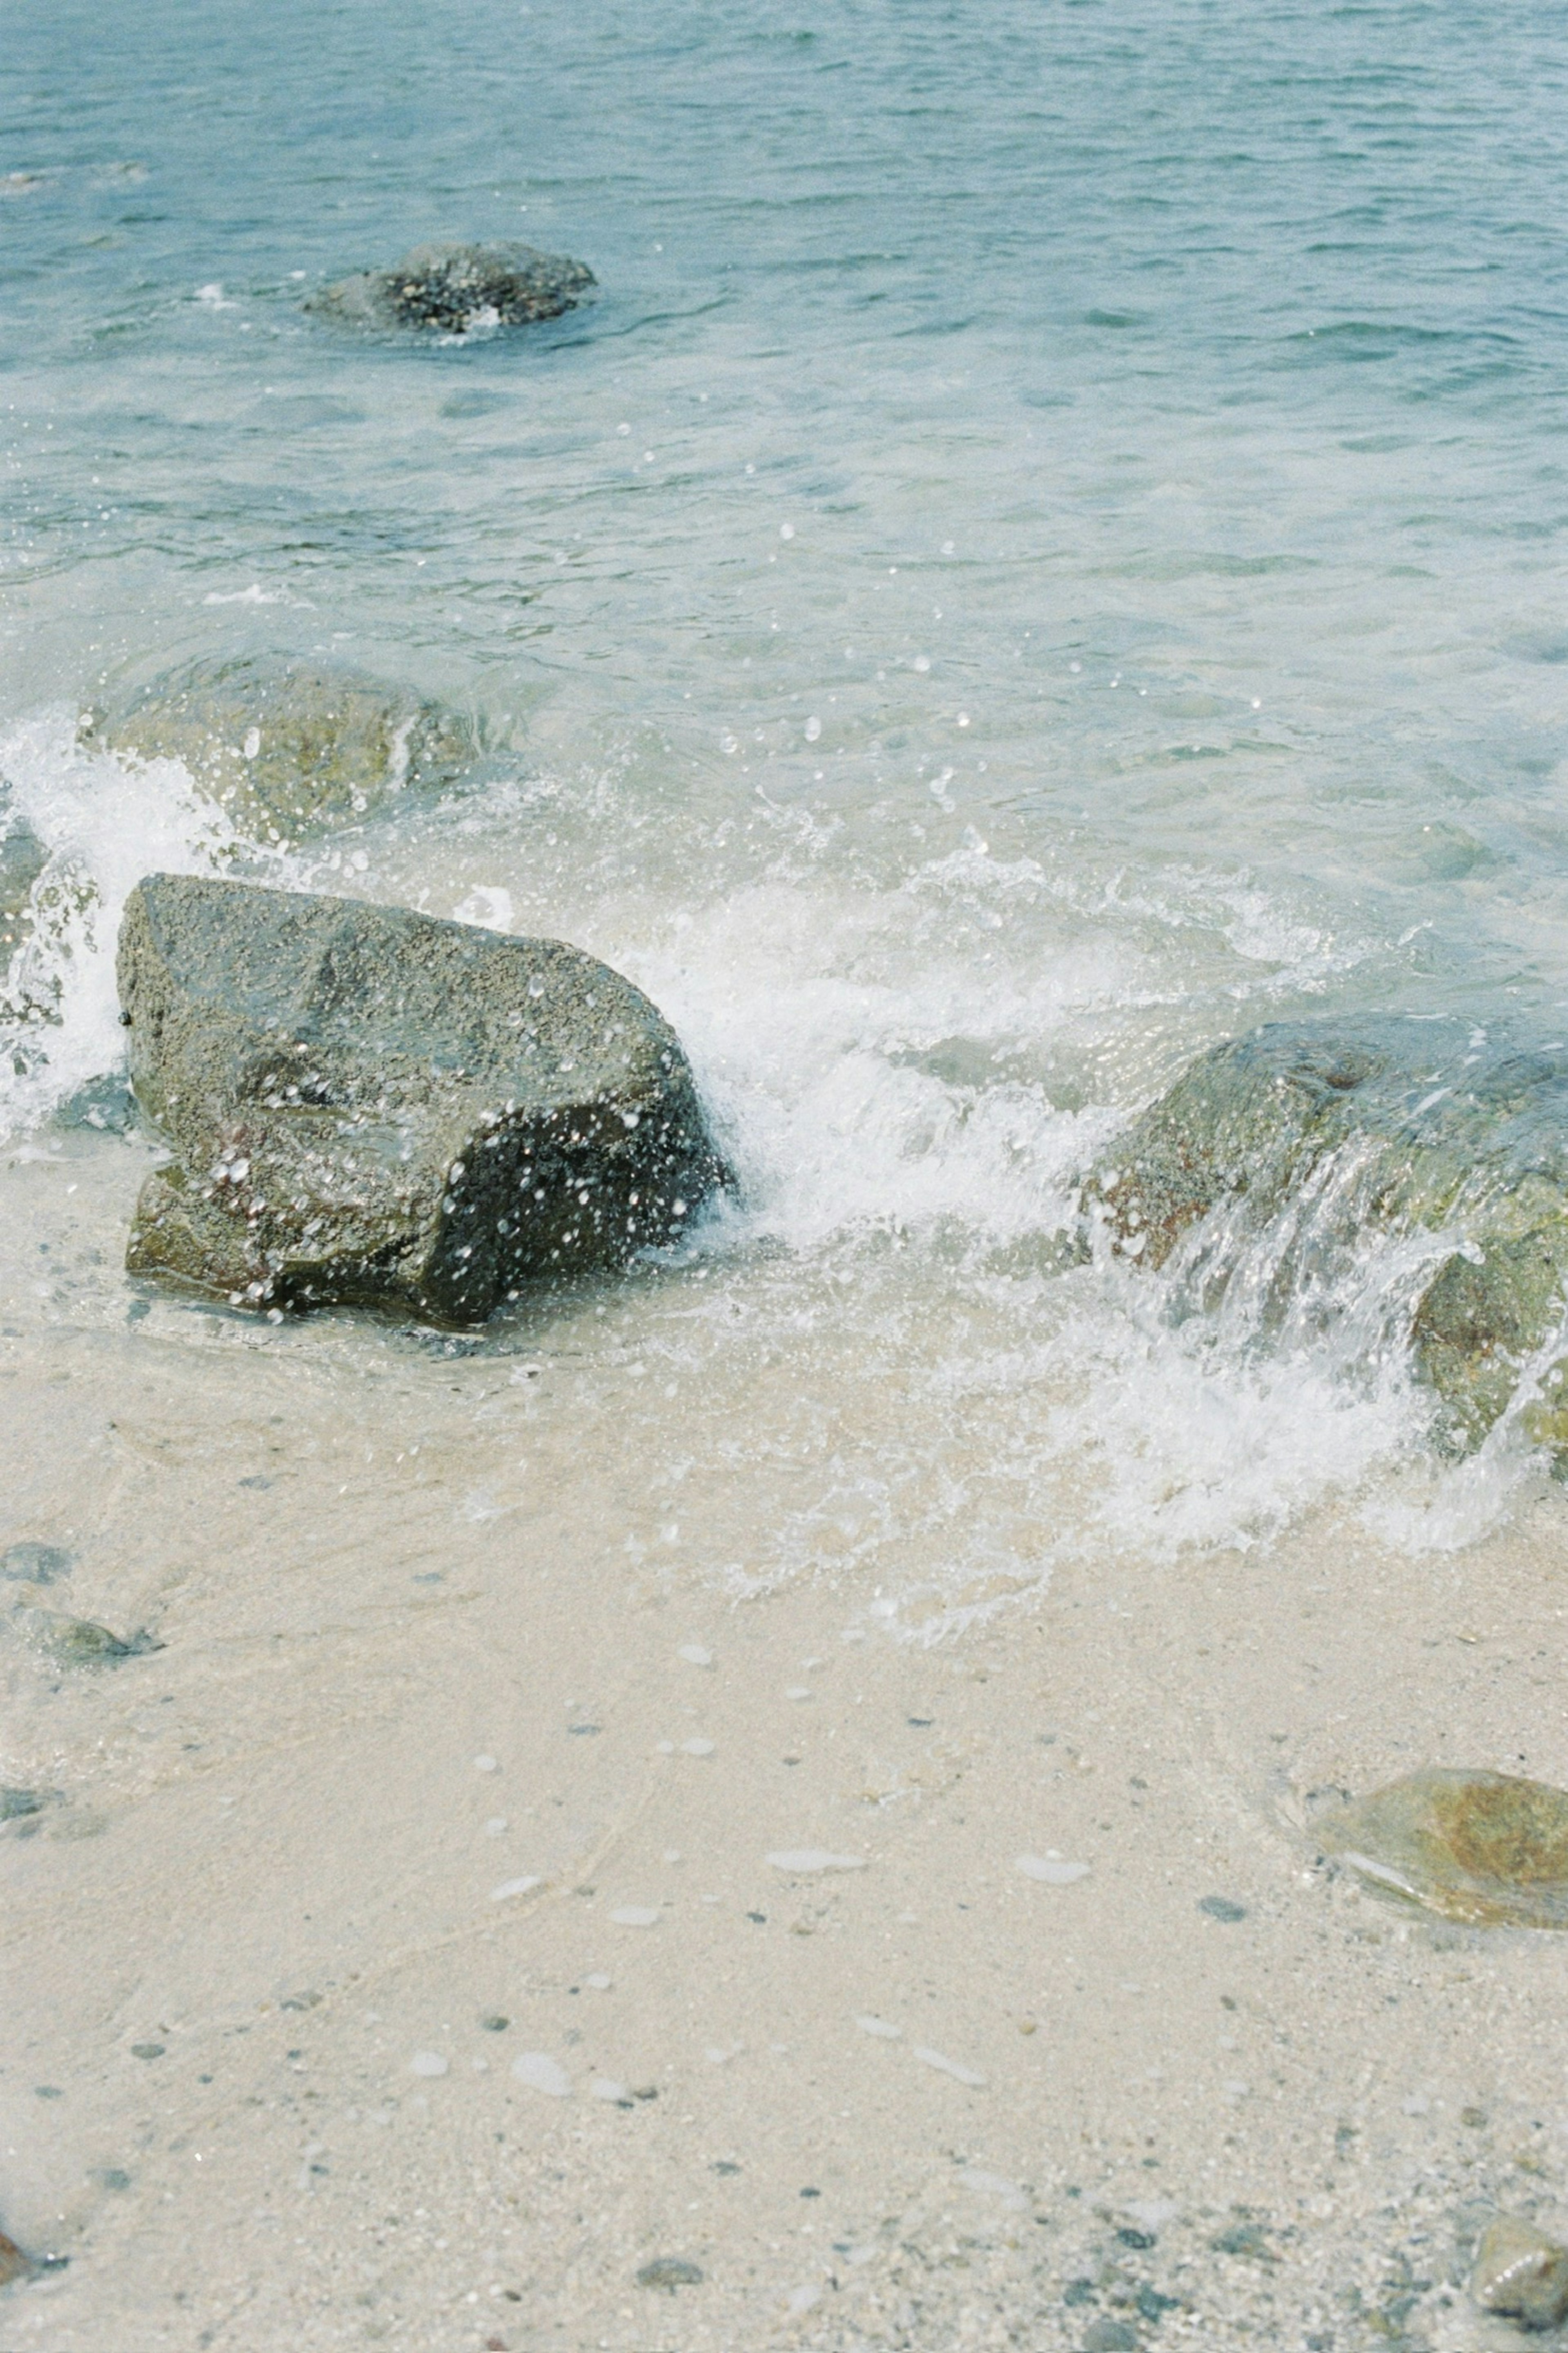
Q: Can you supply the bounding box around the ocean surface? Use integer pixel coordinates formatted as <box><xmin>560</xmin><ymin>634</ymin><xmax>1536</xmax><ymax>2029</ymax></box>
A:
<box><xmin>4</xmin><ymin>0</ymin><xmax>1568</xmax><ymax>1614</ymax></box>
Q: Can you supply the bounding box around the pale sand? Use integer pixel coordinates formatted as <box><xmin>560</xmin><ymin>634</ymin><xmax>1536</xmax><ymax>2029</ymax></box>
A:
<box><xmin>4</xmin><ymin>1137</ymin><xmax>1568</xmax><ymax>2351</ymax></box>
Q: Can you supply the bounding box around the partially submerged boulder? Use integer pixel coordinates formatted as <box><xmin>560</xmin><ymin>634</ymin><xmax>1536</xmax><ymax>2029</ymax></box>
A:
<box><xmin>1088</xmin><ymin>1019</ymin><xmax>1568</xmax><ymax>1454</ymax></box>
<box><xmin>84</xmin><ymin>656</ymin><xmax>479</xmax><ymax>841</ymax></box>
<box><xmin>118</xmin><ymin>875</ymin><xmax>722</xmax><ymax>1323</ymax></box>
<box><xmin>307</xmin><ymin>241</ymin><xmax>595</xmax><ymax>335</ymax></box>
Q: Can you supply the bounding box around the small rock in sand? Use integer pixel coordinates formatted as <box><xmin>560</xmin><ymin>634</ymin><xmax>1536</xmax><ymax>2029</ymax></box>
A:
<box><xmin>1018</xmin><ymin>1854</ymin><xmax>1091</xmax><ymax>1885</ymax></box>
<box><xmin>611</xmin><ymin>1906</ymin><xmax>660</xmax><ymax>1928</ymax></box>
<box><xmin>409</xmin><ymin>2051</ymin><xmax>448</xmax><ymax>2078</ymax></box>
<box><xmin>1472</xmin><ymin>2214</ymin><xmax>1568</xmax><ymax>2327</ymax></box>
<box><xmin>913</xmin><ymin>2045</ymin><xmax>986</xmax><ymax>2088</ymax></box>
<box><xmin>678</xmin><ymin>1644</ymin><xmax>713</xmax><ymax>1667</ymax></box>
<box><xmin>1198</xmin><ymin>1894</ymin><xmax>1247</xmax><ymax>1923</ymax></box>
<box><xmin>13</xmin><ymin>1608</ymin><xmax>158</xmax><ymax>1666</ymax></box>
<box><xmin>636</xmin><ymin>2256</ymin><xmax>704</xmax><ymax>2290</ymax></box>
<box><xmin>490</xmin><ymin>1875</ymin><xmax>542</xmax><ymax>1902</ymax></box>
<box><xmin>511</xmin><ymin>2052</ymin><xmax>571</xmax><ymax>2098</ymax></box>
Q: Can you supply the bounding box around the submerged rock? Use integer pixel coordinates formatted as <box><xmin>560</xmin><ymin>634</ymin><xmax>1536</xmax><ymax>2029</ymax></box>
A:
<box><xmin>84</xmin><ymin>656</ymin><xmax>479</xmax><ymax>841</ymax></box>
<box><xmin>308</xmin><ymin>241</ymin><xmax>595</xmax><ymax>335</ymax></box>
<box><xmin>118</xmin><ymin>874</ymin><xmax>723</xmax><ymax>1322</ymax></box>
<box><xmin>1088</xmin><ymin>1019</ymin><xmax>1568</xmax><ymax>1455</ymax></box>
<box><xmin>0</xmin><ymin>1542</ymin><xmax>74</xmax><ymax>1584</ymax></box>
<box><xmin>636</xmin><ymin>2257</ymin><xmax>704</xmax><ymax>2291</ymax></box>
<box><xmin>13</xmin><ymin>1607</ymin><xmax>160</xmax><ymax>1666</ymax></box>
<box><xmin>1472</xmin><ymin>2214</ymin><xmax>1568</xmax><ymax>2328</ymax></box>
<box><xmin>1321</xmin><ymin>1768</ymin><xmax>1568</xmax><ymax>1929</ymax></box>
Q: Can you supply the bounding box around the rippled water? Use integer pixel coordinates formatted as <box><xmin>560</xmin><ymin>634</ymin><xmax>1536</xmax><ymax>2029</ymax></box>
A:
<box><xmin>4</xmin><ymin>0</ymin><xmax>1568</xmax><ymax>1601</ymax></box>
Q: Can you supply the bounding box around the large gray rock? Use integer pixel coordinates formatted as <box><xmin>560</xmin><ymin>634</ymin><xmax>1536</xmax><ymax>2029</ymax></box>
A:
<box><xmin>84</xmin><ymin>656</ymin><xmax>479</xmax><ymax>843</ymax></box>
<box><xmin>118</xmin><ymin>876</ymin><xmax>722</xmax><ymax>1323</ymax></box>
<box><xmin>1087</xmin><ymin>1019</ymin><xmax>1568</xmax><ymax>1456</ymax></box>
<box><xmin>307</xmin><ymin>241</ymin><xmax>595</xmax><ymax>335</ymax></box>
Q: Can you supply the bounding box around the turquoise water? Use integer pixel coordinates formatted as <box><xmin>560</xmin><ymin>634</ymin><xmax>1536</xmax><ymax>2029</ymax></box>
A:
<box><xmin>4</xmin><ymin>0</ymin><xmax>1568</xmax><ymax>1579</ymax></box>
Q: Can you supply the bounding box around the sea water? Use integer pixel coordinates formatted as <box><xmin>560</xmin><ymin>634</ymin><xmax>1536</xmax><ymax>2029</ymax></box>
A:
<box><xmin>4</xmin><ymin>0</ymin><xmax>1568</xmax><ymax>1618</ymax></box>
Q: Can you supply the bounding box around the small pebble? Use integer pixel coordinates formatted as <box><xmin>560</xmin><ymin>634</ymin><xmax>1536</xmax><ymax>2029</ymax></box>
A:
<box><xmin>681</xmin><ymin>1738</ymin><xmax>715</xmax><ymax>1757</ymax></box>
<box><xmin>511</xmin><ymin>2052</ymin><xmax>571</xmax><ymax>2097</ymax></box>
<box><xmin>766</xmin><ymin>1849</ymin><xmax>866</xmax><ymax>1873</ymax></box>
<box><xmin>130</xmin><ymin>2043</ymin><xmax>165</xmax><ymax>2061</ymax></box>
<box><xmin>410</xmin><ymin>2051</ymin><xmax>448</xmax><ymax>2078</ymax></box>
<box><xmin>481</xmin><ymin>2015</ymin><xmax>510</xmax><ymax>2032</ymax></box>
<box><xmin>611</xmin><ymin>1906</ymin><xmax>660</xmax><ymax>1927</ymax></box>
<box><xmin>490</xmin><ymin>1875</ymin><xmax>541</xmax><ymax>1902</ymax></box>
<box><xmin>637</xmin><ymin>2256</ymin><xmax>703</xmax><ymax>2290</ymax></box>
<box><xmin>785</xmin><ymin>1686</ymin><xmax>813</xmax><ymax>1701</ymax></box>
<box><xmin>678</xmin><ymin>1645</ymin><xmax>713</xmax><ymax>1667</ymax></box>
<box><xmin>485</xmin><ymin>1817</ymin><xmax>508</xmax><ymax>1836</ymax></box>
<box><xmin>581</xmin><ymin>1973</ymin><xmax>612</xmax><ymax>1990</ymax></box>
<box><xmin>855</xmin><ymin>2015</ymin><xmax>902</xmax><ymax>2039</ymax></box>
<box><xmin>1018</xmin><ymin>1854</ymin><xmax>1091</xmax><ymax>1885</ymax></box>
<box><xmin>1473</xmin><ymin>2214</ymin><xmax>1568</xmax><ymax>2326</ymax></box>
<box><xmin>1199</xmin><ymin>1895</ymin><xmax>1247</xmax><ymax>1923</ymax></box>
<box><xmin>474</xmin><ymin>1755</ymin><xmax>499</xmax><ymax>1772</ymax></box>
<box><xmin>590</xmin><ymin>2077</ymin><xmax>630</xmax><ymax>2102</ymax></box>
<box><xmin>913</xmin><ymin>2045</ymin><xmax>986</xmax><ymax>2087</ymax></box>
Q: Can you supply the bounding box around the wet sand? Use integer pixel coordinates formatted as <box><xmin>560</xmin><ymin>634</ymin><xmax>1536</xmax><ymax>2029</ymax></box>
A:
<box><xmin>5</xmin><ymin>1134</ymin><xmax>1568</xmax><ymax>2352</ymax></box>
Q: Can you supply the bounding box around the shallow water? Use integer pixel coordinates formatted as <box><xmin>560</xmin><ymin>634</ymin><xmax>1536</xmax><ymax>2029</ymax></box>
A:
<box><xmin>7</xmin><ymin>0</ymin><xmax>1568</xmax><ymax>1587</ymax></box>
<box><xmin>5</xmin><ymin>14</ymin><xmax>1568</xmax><ymax>2339</ymax></box>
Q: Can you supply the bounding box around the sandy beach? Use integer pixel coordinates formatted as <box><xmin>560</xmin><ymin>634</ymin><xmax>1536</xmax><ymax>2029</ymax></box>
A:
<box><xmin>6</xmin><ymin>1133</ymin><xmax>1568</xmax><ymax>2352</ymax></box>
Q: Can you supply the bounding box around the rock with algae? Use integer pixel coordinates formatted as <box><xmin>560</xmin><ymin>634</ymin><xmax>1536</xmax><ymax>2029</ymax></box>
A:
<box><xmin>84</xmin><ymin>655</ymin><xmax>480</xmax><ymax>842</ymax></box>
<box><xmin>1320</xmin><ymin>1769</ymin><xmax>1568</xmax><ymax>1930</ymax></box>
<box><xmin>307</xmin><ymin>241</ymin><xmax>595</xmax><ymax>335</ymax></box>
<box><xmin>1088</xmin><ymin>1019</ymin><xmax>1568</xmax><ymax>1456</ymax></box>
<box><xmin>1472</xmin><ymin>2215</ymin><xmax>1568</xmax><ymax>2329</ymax></box>
<box><xmin>12</xmin><ymin>1607</ymin><xmax>160</xmax><ymax>1667</ymax></box>
<box><xmin>118</xmin><ymin>874</ymin><xmax>724</xmax><ymax>1323</ymax></box>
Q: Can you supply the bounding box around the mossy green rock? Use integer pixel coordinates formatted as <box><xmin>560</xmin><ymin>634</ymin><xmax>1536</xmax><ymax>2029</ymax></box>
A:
<box><xmin>1322</xmin><ymin>1768</ymin><xmax>1568</xmax><ymax>1931</ymax></box>
<box><xmin>307</xmin><ymin>241</ymin><xmax>595</xmax><ymax>335</ymax></box>
<box><xmin>118</xmin><ymin>875</ymin><xmax>722</xmax><ymax>1323</ymax></box>
<box><xmin>85</xmin><ymin>656</ymin><xmax>479</xmax><ymax>841</ymax></box>
<box><xmin>1088</xmin><ymin>1019</ymin><xmax>1568</xmax><ymax>1453</ymax></box>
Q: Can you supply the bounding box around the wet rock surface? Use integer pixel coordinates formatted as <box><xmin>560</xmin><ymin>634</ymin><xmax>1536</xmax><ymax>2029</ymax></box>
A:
<box><xmin>307</xmin><ymin>241</ymin><xmax>595</xmax><ymax>335</ymax></box>
<box><xmin>0</xmin><ymin>783</ymin><xmax>47</xmax><ymax>955</ymax></box>
<box><xmin>83</xmin><ymin>656</ymin><xmax>480</xmax><ymax>841</ymax></box>
<box><xmin>118</xmin><ymin>874</ymin><xmax>723</xmax><ymax>1323</ymax></box>
<box><xmin>1472</xmin><ymin>2214</ymin><xmax>1568</xmax><ymax>2328</ymax></box>
<box><xmin>12</xmin><ymin>1607</ymin><xmax>160</xmax><ymax>1667</ymax></box>
<box><xmin>1320</xmin><ymin>1768</ymin><xmax>1568</xmax><ymax>1930</ymax></box>
<box><xmin>1088</xmin><ymin>1018</ymin><xmax>1568</xmax><ymax>1454</ymax></box>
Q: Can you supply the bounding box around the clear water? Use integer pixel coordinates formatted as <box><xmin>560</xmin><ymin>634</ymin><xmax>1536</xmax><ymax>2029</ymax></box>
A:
<box><xmin>4</xmin><ymin>0</ymin><xmax>1568</xmax><ymax>1605</ymax></box>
